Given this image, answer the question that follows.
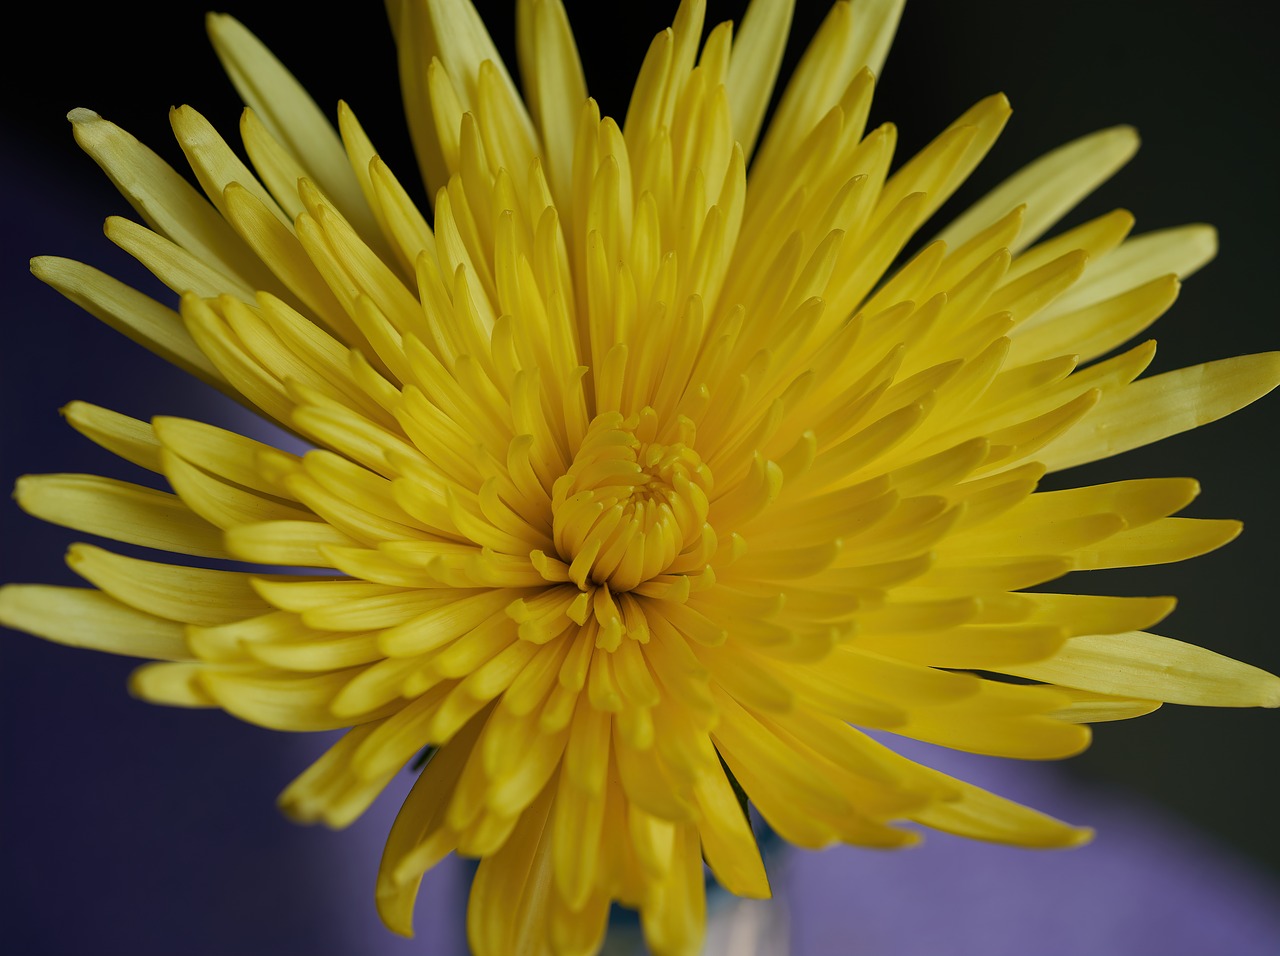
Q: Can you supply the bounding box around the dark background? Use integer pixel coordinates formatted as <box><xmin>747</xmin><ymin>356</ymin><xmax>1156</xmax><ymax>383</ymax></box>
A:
<box><xmin>3</xmin><ymin>1</ymin><xmax>1278</xmax><ymax>953</ymax></box>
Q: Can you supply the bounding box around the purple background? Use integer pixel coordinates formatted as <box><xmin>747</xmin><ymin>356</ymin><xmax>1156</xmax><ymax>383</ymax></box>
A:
<box><xmin>4</xmin><ymin>1</ymin><xmax>1279</xmax><ymax>953</ymax></box>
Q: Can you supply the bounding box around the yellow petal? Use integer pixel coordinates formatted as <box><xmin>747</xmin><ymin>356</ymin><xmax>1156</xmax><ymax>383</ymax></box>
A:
<box><xmin>206</xmin><ymin>12</ymin><xmax>378</xmax><ymax>241</ymax></box>
<box><xmin>1005</xmin><ymin>631</ymin><xmax>1280</xmax><ymax>707</ymax></box>
<box><xmin>66</xmin><ymin>107</ymin><xmax>275</xmax><ymax>288</ymax></box>
<box><xmin>0</xmin><ymin>585</ymin><xmax>189</xmax><ymax>660</ymax></box>
<box><xmin>61</xmin><ymin>402</ymin><xmax>163</xmax><ymax>474</ymax></box>
<box><xmin>911</xmin><ymin>772</ymin><xmax>1092</xmax><ymax>848</ymax></box>
<box><xmin>1040</xmin><ymin>353</ymin><xmax>1280</xmax><ymax>471</ymax></box>
<box><xmin>933</xmin><ymin>126</ymin><xmax>1139</xmax><ymax>253</ymax></box>
<box><xmin>66</xmin><ymin>543</ymin><xmax>271</xmax><ymax>625</ymax></box>
<box><xmin>724</xmin><ymin>0</ymin><xmax>795</xmax><ymax>160</ymax></box>
<box><xmin>31</xmin><ymin>256</ymin><xmax>224</xmax><ymax>390</ymax></box>
<box><xmin>16</xmin><ymin>473</ymin><xmax>230</xmax><ymax>558</ymax></box>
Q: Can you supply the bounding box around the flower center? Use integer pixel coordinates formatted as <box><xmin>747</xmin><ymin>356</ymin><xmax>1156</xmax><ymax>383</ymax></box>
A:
<box><xmin>551</xmin><ymin>408</ymin><xmax>713</xmax><ymax>592</ymax></box>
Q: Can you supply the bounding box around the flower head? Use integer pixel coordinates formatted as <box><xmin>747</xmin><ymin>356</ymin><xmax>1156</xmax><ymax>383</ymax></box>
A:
<box><xmin>4</xmin><ymin>1</ymin><xmax>1280</xmax><ymax>954</ymax></box>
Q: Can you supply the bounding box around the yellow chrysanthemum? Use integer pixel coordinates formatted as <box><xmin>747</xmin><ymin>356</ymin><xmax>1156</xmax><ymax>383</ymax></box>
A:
<box><xmin>4</xmin><ymin>0</ymin><xmax>1280</xmax><ymax>953</ymax></box>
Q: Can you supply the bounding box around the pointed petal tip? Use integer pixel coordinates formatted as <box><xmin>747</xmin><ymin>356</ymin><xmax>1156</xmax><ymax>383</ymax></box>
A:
<box><xmin>1220</xmin><ymin>352</ymin><xmax>1280</xmax><ymax>410</ymax></box>
<box><xmin>1111</xmin><ymin>207</ymin><xmax>1136</xmax><ymax>228</ymax></box>
<box><xmin>205</xmin><ymin>11</ymin><xmax>238</xmax><ymax>38</ymax></box>
<box><xmin>0</xmin><ymin>584</ymin><xmax>23</xmax><ymax>628</ymax></box>
<box><xmin>125</xmin><ymin>665</ymin><xmax>150</xmax><ymax>701</ymax></box>
<box><xmin>983</xmin><ymin>91</ymin><xmax>1012</xmax><ymax>115</ymax></box>
<box><xmin>275</xmin><ymin>793</ymin><xmax>305</xmax><ymax>821</ymax></box>
<box><xmin>1153</xmin><ymin>594</ymin><xmax>1178</xmax><ymax>621</ymax></box>
<box><xmin>1255</xmin><ymin>672</ymin><xmax>1280</xmax><ymax>708</ymax></box>
<box><xmin>29</xmin><ymin>255</ymin><xmax>58</xmax><ymax>279</ymax></box>
<box><xmin>1175</xmin><ymin>221</ymin><xmax>1219</xmax><ymax>247</ymax></box>
<box><xmin>1063</xmin><ymin>826</ymin><xmax>1095</xmax><ymax>848</ymax></box>
<box><xmin>12</xmin><ymin>474</ymin><xmax>36</xmax><ymax>508</ymax></box>
<box><xmin>1107</xmin><ymin>123</ymin><xmax>1141</xmax><ymax>147</ymax></box>
<box><xmin>1258</xmin><ymin>349</ymin><xmax>1280</xmax><ymax>381</ymax></box>
<box><xmin>374</xmin><ymin>888</ymin><xmax>418</xmax><ymax>939</ymax></box>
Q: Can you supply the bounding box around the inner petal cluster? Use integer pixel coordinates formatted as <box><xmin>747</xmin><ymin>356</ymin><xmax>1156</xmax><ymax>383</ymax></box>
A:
<box><xmin>550</xmin><ymin>409</ymin><xmax>713</xmax><ymax>593</ymax></box>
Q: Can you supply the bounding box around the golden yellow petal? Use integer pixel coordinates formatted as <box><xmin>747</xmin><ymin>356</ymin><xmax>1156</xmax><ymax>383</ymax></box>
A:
<box><xmin>376</xmin><ymin>711</ymin><xmax>483</xmax><ymax>936</ymax></box>
<box><xmin>129</xmin><ymin>661</ymin><xmax>218</xmax><ymax>707</ymax></box>
<box><xmin>278</xmin><ymin>723</ymin><xmax>395</xmax><ymax>829</ymax></box>
<box><xmin>639</xmin><ymin>822</ymin><xmax>706</xmax><ymax>956</ymax></box>
<box><xmin>201</xmin><ymin>666</ymin><xmax>386</xmax><ymax>731</ymax></box>
<box><xmin>466</xmin><ymin>778</ymin><xmax>557</xmax><ymax>956</ymax></box>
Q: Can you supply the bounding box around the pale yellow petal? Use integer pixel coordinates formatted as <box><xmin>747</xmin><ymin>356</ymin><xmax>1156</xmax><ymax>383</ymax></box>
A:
<box><xmin>105</xmin><ymin>216</ymin><xmax>258</xmax><ymax>301</ymax></box>
<box><xmin>31</xmin><ymin>256</ymin><xmax>225</xmax><ymax>391</ymax></box>
<box><xmin>933</xmin><ymin>126</ymin><xmax>1140</xmax><ymax>254</ymax></box>
<box><xmin>170</xmin><ymin>103</ymin><xmax>291</xmax><ymax>228</ymax></box>
<box><xmin>517</xmin><ymin>0</ymin><xmax>587</xmax><ymax>210</ymax></box>
<box><xmin>640</xmin><ymin>822</ymin><xmax>707</xmax><ymax>956</ymax></box>
<box><xmin>1040</xmin><ymin>353</ymin><xmax>1280</xmax><ymax>471</ymax></box>
<box><xmin>1046</xmin><ymin>224</ymin><xmax>1217</xmax><ymax>318</ymax></box>
<box><xmin>391</xmin><ymin>0</ymin><xmax>538</xmax><ymax>198</ymax></box>
<box><xmin>0</xmin><ymin>585</ymin><xmax>189</xmax><ymax>660</ymax></box>
<box><xmin>66</xmin><ymin>542</ymin><xmax>272</xmax><ymax>626</ymax></box>
<box><xmin>1005</xmin><ymin>632</ymin><xmax>1280</xmax><ymax>707</ymax></box>
<box><xmin>724</xmin><ymin>0</ymin><xmax>795</xmax><ymax>160</ymax></box>
<box><xmin>206</xmin><ymin>12</ymin><xmax>379</xmax><ymax>240</ymax></box>
<box><xmin>61</xmin><ymin>402</ymin><xmax>163</xmax><ymax>474</ymax></box>
<box><xmin>15</xmin><ymin>473</ymin><xmax>231</xmax><ymax>559</ymax></box>
<box><xmin>66</xmin><ymin>108</ymin><xmax>275</xmax><ymax>288</ymax></box>
<box><xmin>751</xmin><ymin>0</ymin><xmax>903</xmax><ymax>195</ymax></box>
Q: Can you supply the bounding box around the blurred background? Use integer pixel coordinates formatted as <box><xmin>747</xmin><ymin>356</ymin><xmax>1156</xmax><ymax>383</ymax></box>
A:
<box><xmin>3</xmin><ymin>1</ymin><xmax>1278</xmax><ymax>953</ymax></box>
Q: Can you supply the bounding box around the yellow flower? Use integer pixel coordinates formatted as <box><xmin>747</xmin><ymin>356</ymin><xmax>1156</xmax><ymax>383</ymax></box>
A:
<box><xmin>4</xmin><ymin>0</ymin><xmax>1279</xmax><ymax>953</ymax></box>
